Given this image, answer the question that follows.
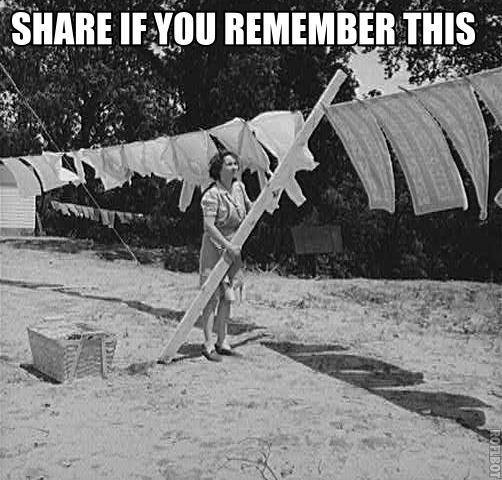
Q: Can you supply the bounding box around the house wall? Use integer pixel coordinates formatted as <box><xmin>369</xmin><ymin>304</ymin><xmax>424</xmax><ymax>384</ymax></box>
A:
<box><xmin>0</xmin><ymin>164</ymin><xmax>36</xmax><ymax>235</ymax></box>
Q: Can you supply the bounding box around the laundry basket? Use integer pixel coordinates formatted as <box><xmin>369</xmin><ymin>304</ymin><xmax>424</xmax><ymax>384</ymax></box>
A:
<box><xmin>27</xmin><ymin>319</ymin><xmax>117</xmax><ymax>383</ymax></box>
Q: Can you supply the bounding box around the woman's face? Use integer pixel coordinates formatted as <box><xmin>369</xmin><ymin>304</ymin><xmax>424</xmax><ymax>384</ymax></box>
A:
<box><xmin>219</xmin><ymin>154</ymin><xmax>239</xmax><ymax>182</ymax></box>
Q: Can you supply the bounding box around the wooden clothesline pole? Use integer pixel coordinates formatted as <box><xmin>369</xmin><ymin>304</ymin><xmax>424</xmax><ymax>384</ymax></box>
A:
<box><xmin>158</xmin><ymin>69</ymin><xmax>348</xmax><ymax>364</ymax></box>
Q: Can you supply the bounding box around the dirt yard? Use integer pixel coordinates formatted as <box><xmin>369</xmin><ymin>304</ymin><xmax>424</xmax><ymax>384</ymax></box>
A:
<box><xmin>0</xmin><ymin>237</ymin><xmax>501</xmax><ymax>480</ymax></box>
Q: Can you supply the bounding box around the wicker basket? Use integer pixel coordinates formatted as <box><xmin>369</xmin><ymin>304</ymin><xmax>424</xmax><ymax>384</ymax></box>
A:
<box><xmin>27</xmin><ymin>319</ymin><xmax>117</xmax><ymax>383</ymax></box>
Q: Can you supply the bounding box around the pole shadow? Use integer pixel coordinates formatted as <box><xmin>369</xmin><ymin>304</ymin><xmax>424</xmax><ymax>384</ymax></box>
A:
<box><xmin>262</xmin><ymin>341</ymin><xmax>492</xmax><ymax>441</ymax></box>
<box><xmin>0</xmin><ymin>278</ymin><xmax>263</xmax><ymax>336</ymax></box>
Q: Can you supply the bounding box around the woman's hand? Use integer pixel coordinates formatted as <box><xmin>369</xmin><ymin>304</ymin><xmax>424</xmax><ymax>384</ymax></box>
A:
<box><xmin>224</xmin><ymin>242</ymin><xmax>241</xmax><ymax>261</ymax></box>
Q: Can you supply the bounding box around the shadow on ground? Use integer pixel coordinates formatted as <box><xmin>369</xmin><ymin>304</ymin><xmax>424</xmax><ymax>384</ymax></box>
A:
<box><xmin>19</xmin><ymin>363</ymin><xmax>60</xmax><ymax>384</ymax></box>
<box><xmin>0</xmin><ymin>279</ymin><xmax>263</xmax><ymax>336</ymax></box>
<box><xmin>263</xmin><ymin>341</ymin><xmax>492</xmax><ymax>441</ymax></box>
<box><xmin>0</xmin><ymin>238</ymin><xmax>162</xmax><ymax>265</ymax></box>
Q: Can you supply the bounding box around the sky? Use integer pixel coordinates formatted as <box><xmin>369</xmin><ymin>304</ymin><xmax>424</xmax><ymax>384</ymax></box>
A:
<box><xmin>349</xmin><ymin>49</ymin><xmax>412</xmax><ymax>97</ymax></box>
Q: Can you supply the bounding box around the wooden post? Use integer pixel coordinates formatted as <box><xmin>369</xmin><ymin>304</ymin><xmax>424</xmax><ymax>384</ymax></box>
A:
<box><xmin>158</xmin><ymin>70</ymin><xmax>347</xmax><ymax>363</ymax></box>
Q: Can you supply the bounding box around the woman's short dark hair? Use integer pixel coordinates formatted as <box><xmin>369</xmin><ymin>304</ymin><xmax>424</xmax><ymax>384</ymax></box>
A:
<box><xmin>208</xmin><ymin>150</ymin><xmax>239</xmax><ymax>181</ymax></box>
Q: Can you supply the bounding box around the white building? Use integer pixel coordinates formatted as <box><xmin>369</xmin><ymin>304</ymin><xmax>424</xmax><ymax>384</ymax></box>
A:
<box><xmin>0</xmin><ymin>163</ymin><xmax>36</xmax><ymax>235</ymax></box>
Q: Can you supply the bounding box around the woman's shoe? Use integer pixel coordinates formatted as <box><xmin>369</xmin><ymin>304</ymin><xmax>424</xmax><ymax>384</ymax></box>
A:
<box><xmin>202</xmin><ymin>347</ymin><xmax>223</xmax><ymax>362</ymax></box>
<box><xmin>215</xmin><ymin>344</ymin><xmax>243</xmax><ymax>357</ymax></box>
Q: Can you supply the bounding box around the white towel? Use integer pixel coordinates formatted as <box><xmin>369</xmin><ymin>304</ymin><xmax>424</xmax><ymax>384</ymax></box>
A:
<box><xmin>411</xmin><ymin>79</ymin><xmax>489</xmax><ymax>220</ymax></box>
<box><xmin>367</xmin><ymin>93</ymin><xmax>468</xmax><ymax>215</ymax></box>
<box><xmin>325</xmin><ymin>101</ymin><xmax>395</xmax><ymax>213</ymax></box>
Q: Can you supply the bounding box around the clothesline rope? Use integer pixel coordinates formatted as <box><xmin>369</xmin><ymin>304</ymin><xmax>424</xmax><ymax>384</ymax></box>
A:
<box><xmin>0</xmin><ymin>60</ymin><xmax>140</xmax><ymax>265</ymax></box>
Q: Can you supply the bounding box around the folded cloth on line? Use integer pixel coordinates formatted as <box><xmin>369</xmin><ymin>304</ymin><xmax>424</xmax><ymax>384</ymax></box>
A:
<box><xmin>1</xmin><ymin>157</ymin><xmax>42</xmax><ymax>197</ymax></box>
<box><xmin>121</xmin><ymin>141</ymin><xmax>149</xmax><ymax>176</ymax></box>
<box><xmin>22</xmin><ymin>154</ymin><xmax>66</xmax><ymax>191</ymax></box>
<box><xmin>81</xmin><ymin>206</ymin><xmax>93</xmax><ymax>219</ymax></box>
<box><xmin>66</xmin><ymin>203</ymin><xmax>78</xmax><ymax>216</ymax></box>
<box><xmin>101</xmin><ymin>145</ymin><xmax>132</xmax><ymax>190</ymax></box>
<box><xmin>172</xmin><ymin>131</ymin><xmax>219</xmax><ymax>212</ymax></box>
<box><xmin>209</xmin><ymin>117</ymin><xmax>270</xmax><ymax>174</ymax></box>
<box><xmin>51</xmin><ymin>201</ymin><xmax>66</xmax><ymax>215</ymax></box>
<box><xmin>469</xmin><ymin>67</ymin><xmax>502</xmax><ymax>131</ymax></box>
<box><xmin>100</xmin><ymin>209</ymin><xmax>115</xmax><ymax>228</ymax></box>
<box><xmin>366</xmin><ymin>92</ymin><xmax>468</xmax><ymax>215</ymax></box>
<box><xmin>325</xmin><ymin>101</ymin><xmax>395</xmax><ymax>213</ymax></box>
<box><xmin>410</xmin><ymin>79</ymin><xmax>490</xmax><ymax>220</ymax></box>
<box><xmin>74</xmin><ymin>204</ymin><xmax>85</xmax><ymax>218</ymax></box>
<box><xmin>143</xmin><ymin>137</ymin><xmax>179</xmax><ymax>180</ymax></box>
<box><xmin>77</xmin><ymin>148</ymin><xmax>124</xmax><ymax>191</ymax></box>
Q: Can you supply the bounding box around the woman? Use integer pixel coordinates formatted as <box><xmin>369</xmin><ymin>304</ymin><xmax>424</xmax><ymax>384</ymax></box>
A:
<box><xmin>199</xmin><ymin>149</ymin><xmax>252</xmax><ymax>361</ymax></box>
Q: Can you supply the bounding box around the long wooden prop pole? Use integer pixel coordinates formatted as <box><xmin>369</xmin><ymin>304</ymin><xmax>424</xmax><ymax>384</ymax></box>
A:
<box><xmin>159</xmin><ymin>70</ymin><xmax>347</xmax><ymax>363</ymax></box>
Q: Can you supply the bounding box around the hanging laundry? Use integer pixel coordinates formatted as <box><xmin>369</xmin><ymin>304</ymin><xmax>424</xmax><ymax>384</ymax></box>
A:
<box><xmin>250</xmin><ymin>111</ymin><xmax>301</xmax><ymax>158</ymax></box>
<box><xmin>79</xmin><ymin>148</ymin><xmax>120</xmax><ymax>190</ymax></box>
<box><xmin>325</xmin><ymin>101</ymin><xmax>395</xmax><ymax>213</ymax></box>
<box><xmin>172</xmin><ymin>131</ymin><xmax>219</xmax><ymax>211</ymax></box>
<box><xmin>81</xmin><ymin>206</ymin><xmax>93</xmax><ymax>219</ymax></box>
<box><xmin>100</xmin><ymin>209</ymin><xmax>115</xmax><ymax>228</ymax></box>
<box><xmin>42</xmin><ymin>152</ymin><xmax>80</xmax><ymax>186</ymax></box>
<box><xmin>366</xmin><ymin>93</ymin><xmax>468</xmax><ymax>215</ymax></box>
<box><xmin>249</xmin><ymin>111</ymin><xmax>316</xmax><ymax>210</ymax></box>
<box><xmin>495</xmin><ymin>189</ymin><xmax>502</xmax><ymax>209</ymax></box>
<box><xmin>53</xmin><ymin>201</ymin><xmax>71</xmax><ymax>216</ymax></box>
<box><xmin>115</xmin><ymin>211</ymin><xmax>127</xmax><ymax>224</ymax></box>
<box><xmin>1</xmin><ymin>157</ymin><xmax>42</xmax><ymax>197</ymax></box>
<box><xmin>67</xmin><ymin>151</ymin><xmax>86</xmax><ymax>183</ymax></box>
<box><xmin>121</xmin><ymin>141</ymin><xmax>149</xmax><ymax>176</ymax></box>
<box><xmin>65</xmin><ymin>203</ymin><xmax>78</xmax><ymax>216</ymax></box>
<box><xmin>77</xmin><ymin>148</ymin><xmax>105</xmax><ymax>178</ymax></box>
<box><xmin>469</xmin><ymin>67</ymin><xmax>502</xmax><ymax>131</ymax></box>
<box><xmin>124</xmin><ymin>212</ymin><xmax>135</xmax><ymax>222</ymax></box>
<box><xmin>70</xmin><ymin>150</ymin><xmax>92</xmax><ymax>183</ymax></box>
<box><xmin>22</xmin><ymin>154</ymin><xmax>66</xmax><ymax>191</ymax></box>
<box><xmin>209</xmin><ymin>118</ymin><xmax>270</xmax><ymax>174</ymax></box>
<box><xmin>143</xmin><ymin>137</ymin><xmax>178</xmax><ymax>180</ymax></box>
<box><xmin>410</xmin><ymin>79</ymin><xmax>490</xmax><ymax>220</ymax></box>
<box><xmin>101</xmin><ymin>145</ymin><xmax>132</xmax><ymax>189</ymax></box>
<box><xmin>73</xmin><ymin>204</ymin><xmax>85</xmax><ymax>217</ymax></box>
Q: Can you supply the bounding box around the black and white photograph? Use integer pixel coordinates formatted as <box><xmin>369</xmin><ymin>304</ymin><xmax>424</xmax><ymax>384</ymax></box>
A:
<box><xmin>0</xmin><ymin>1</ymin><xmax>501</xmax><ymax>479</ymax></box>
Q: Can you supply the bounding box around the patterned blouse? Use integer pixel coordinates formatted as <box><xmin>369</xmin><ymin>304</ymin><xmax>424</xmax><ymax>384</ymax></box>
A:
<box><xmin>201</xmin><ymin>181</ymin><xmax>252</xmax><ymax>242</ymax></box>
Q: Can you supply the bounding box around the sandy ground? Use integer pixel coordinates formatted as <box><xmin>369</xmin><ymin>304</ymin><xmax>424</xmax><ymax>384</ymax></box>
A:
<box><xmin>0</xmin><ymin>237</ymin><xmax>501</xmax><ymax>480</ymax></box>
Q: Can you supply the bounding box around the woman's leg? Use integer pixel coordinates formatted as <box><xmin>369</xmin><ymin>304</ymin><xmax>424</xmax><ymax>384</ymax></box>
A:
<box><xmin>201</xmin><ymin>296</ymin><xmax>217</xmax><ymax>351</ymax></box>
<box><xmin>215</xmin><ymin>298</ymin><xmax>231</xmax><ymax>349</ymax></box>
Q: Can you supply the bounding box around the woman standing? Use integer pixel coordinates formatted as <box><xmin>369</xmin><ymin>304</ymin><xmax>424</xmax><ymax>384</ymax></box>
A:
<box><xmin>199</xmin><ymin>150</ymin><xmax>252</xmax><ymax>361</ymax></box>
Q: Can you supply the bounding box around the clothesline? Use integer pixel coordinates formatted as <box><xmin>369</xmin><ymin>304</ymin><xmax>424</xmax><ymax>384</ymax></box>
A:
<box><xmin>0</xmin><ymin>60</ymin><xmax>141</xmax><ymax>263</ymax></box>
<box><xmin>51</xmin><ymin>201</ymin><xmax>146</xmax><ymax>229</ymax></box>
<box><xmin>0</xmin><ymin>110</ymin><xmax>311</xmax><ymax>212</ymax></box>
<box><xmin>325</xmin><ymin>66</ymin><xmax>502</xmax><ymax>220</ymax></box>
<box><xmin>2</xmin><ymin>67</ymin><xmax>502</xmax><ymax>220</ymax></box>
